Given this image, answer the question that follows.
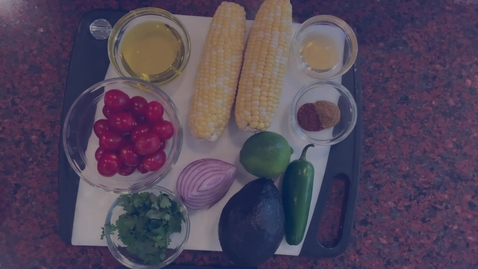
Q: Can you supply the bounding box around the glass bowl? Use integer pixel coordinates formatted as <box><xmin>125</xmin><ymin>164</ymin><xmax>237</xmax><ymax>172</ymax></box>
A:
<box><xmin>290</xmin><ymin>81</ymin><xmax>357</xmax><ymax>146</ymax></box>
<box><xmin>108</xmin><ymin>7</ymin><xmax>191</xmax><ymax>85</ymax></box>
<box><xmin>292</xmin><ymin>15</ymin><xmax>358</xmax><ymax>80</ymax></box>
<box><xmin>62</xmin><ymin>77</ymin><xmax>183</xmax><ymax>193</ymax></box>
<box><xmin>104</xmin><ymin>186</ymin><xmax>190</xmax><ymax>269</ymax></box>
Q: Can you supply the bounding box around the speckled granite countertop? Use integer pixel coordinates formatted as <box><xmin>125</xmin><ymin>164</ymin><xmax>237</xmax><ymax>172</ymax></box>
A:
<box><xmin>1</xmin><ymin>0</ymin><xmax>478</xmax><ymax>268</ymax></box>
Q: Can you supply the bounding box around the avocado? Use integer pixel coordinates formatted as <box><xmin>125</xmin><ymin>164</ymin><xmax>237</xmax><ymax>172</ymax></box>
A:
<box><xmin>218</xmin><ymin>178</ymin><xmax>285</xmax><ymax>267</ymax></box>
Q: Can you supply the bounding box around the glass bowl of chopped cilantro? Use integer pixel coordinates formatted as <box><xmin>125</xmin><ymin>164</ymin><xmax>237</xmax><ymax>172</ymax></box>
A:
<box><xmin>102</xmin><ymin>186</ymin><xmax>190</xmax><ymax>268</ymax></box>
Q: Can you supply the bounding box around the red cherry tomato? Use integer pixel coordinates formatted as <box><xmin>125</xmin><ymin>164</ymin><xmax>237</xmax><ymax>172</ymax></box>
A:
<box><xmin>159</xmin><ymin>140</ymin><xmax>167</xmax><ymax>151</ymax></box>
<box><xmin>95</xmin><ymin>147</ymin><xmax>110</xmax><ymax>161</ymax></box>
<box><xmin>108</xmin><ymin>112</ymin><xmax>136</xmax><ymax>133</ymax></box>
<box><xmin>146</xmin><ymin>101</ymin><xmax>164</xmax><ymax>123</ymax></box>
<box><xmin>99</xmin><ymin>131</ymin><xmax>125</xmax><ymax>151</ymax></box>
<box><xmin>134</xmin><ymin>132</ymin><xmax>161</xmax><ymax>155</ymax></box>
<box><xmin>129</xmin><ymin>96</ymin><xmax>148</xmax><ymax>117</ymax></box>
<box><xmin>97</xmin><ymin>153</ymin><xmax>120</xmax><ymax>177</ymax></box>
<box><xmin>104</xmin><ymin>89</ymin><xmax>130</xmax><ymax>111</ymax></box>
<box><xmin>130</xmin><ymin>124</ymin><xmax>150</xmax><ymax>142</ymax></box>
<box><xmin>137</xmin><ymin>163</ymin><xmax>149</xmax><ymax>174</ymax></box>
<box><xmin>102</xmin><ymin>106</ymin><xmax>113</xmax><ymax>119</ymax></box>
<box><xmin>118</xmin><ymin>164</ymin><xmax>136</xmax><ymax>176</ymax></box>
<box><xmin>142</xmin><ymin>150</ymin><xmax>167</xmax><ymax>171</ymax></box>
<box><xmin>119</xmin><ymin>145</ymin><xmax>140</xmax><ymax>167</ymax></box>
<box><xmin>93</xmin><ymin>119</ymin><xmax>109</xmax><ymax>137</ymax></box>
<box><xmin>151</xmin><ymin>120</ymin><xmax>174</xmax><ymax>140</ymax></box>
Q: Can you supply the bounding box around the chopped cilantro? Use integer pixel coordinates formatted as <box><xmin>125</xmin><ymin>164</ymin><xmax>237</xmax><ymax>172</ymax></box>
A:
<box><xmin>101</xmin><ymin>192</ymin><xmax>184</xmax><ymax>265</ymax></box>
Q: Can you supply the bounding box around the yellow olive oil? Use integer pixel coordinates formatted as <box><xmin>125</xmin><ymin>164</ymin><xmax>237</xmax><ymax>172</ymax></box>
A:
<box><xmin>300</xmin><ymin>34</ymin><xmax>339</xmax><ymax>71</ymax></box>
<box><xmin>120</xmin><ymin>21</ymin><xmax>185</xmax><ymax>83</ymax></box>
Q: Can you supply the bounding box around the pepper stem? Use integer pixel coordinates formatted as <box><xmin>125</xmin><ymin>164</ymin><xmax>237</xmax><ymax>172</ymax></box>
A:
<box><xmin>299</xmin><ymin>144</ymin><xmax>315</xmax><ymax>161</ymax></box>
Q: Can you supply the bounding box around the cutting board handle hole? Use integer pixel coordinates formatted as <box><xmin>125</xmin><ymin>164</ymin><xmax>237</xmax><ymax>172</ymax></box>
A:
<box><xmin>316</xmin><ymin>174</ymin><xmax>350</xmax><ymax>248</ymax></box>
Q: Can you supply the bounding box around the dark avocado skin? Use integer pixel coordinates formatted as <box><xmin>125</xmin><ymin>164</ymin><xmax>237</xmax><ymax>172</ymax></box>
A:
<box><xmin>218</xmin><ymin>178</ymin><xmax>285</xmax><ymax>267</ymax></box>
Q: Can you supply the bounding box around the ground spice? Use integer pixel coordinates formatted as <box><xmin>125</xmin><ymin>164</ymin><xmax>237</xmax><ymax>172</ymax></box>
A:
<box><xmin>297</xmin><ymin>103</ymin><xmax>323</xmax><ymax>131</ymax></box>
<box><xmin>297</xmin><ymin>100</ymin><xmax>340</xmax><ymax>132</ymax></box>
<box><xmin>313</xmin><ymin>100</ymin><xmax>340</xmax><ymax>129</ymax></box>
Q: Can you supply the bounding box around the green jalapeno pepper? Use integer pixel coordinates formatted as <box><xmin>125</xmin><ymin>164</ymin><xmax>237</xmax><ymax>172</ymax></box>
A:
<box><xmin>282</xmin><ymin>144</ymin><xmax>315</xmax><ymax>245</ymax></box>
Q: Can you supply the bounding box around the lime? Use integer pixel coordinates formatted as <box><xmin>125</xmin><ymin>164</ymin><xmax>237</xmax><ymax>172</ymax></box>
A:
<box><xmin>240</xmin><ymin>131</ymin><xmax>293</xmax><ymax>179</ymax></box>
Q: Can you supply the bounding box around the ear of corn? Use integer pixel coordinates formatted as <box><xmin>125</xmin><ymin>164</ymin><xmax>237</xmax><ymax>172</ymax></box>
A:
<box><xmin>189</xmin><ymin>2</ymin><xmax>246</xmax><ymax>142</ymax></box>
<box><xmin>234</xmin><ymin>0</ymin><xmax>293</xmax><ymax>132</ymax></box>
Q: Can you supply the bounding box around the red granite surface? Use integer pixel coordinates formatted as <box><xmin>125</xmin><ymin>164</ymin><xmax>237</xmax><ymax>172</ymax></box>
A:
<box><xmin>1</xmin><ymin>0</ymin><xmax>478</xmax><ymax>268</ymax></box>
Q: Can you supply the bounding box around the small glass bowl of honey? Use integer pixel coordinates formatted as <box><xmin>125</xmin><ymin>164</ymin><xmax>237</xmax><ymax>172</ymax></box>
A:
<box><xmin>292</xmin><ymin>15</ymin><xmax>358</xmax><ymax>80</ymax></box>
<box><xmin>108</xmin><ymin>7</ymin><xmax>191</xmax><ymax>85</ymax></box>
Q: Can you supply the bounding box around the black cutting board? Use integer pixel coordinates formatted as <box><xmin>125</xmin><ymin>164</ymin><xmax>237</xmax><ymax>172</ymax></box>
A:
<box><xmin>58</xmin><ymin>9</ymin><xmax>363</xmax><ymax>265</ymax></box>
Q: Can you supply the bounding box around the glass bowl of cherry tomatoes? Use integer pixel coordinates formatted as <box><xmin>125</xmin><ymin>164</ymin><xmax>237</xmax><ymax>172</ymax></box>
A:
<box><xmin>62</xmin><ymin>77</ymin><xmax>183</xmax><ymax>193</ymax></box>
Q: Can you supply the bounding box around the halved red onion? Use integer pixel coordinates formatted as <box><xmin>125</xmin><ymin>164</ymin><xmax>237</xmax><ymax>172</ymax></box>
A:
<box><xmin>176</xmin><ymin>158</ymin><xmax>237</xmax><ymax>210</ymax></box>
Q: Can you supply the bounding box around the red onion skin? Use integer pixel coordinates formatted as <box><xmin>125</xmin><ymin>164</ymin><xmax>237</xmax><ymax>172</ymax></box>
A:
<box><xmin>177</xmin><ymin>158</ymin><xmax>237</xmax><ymax>210</ymax></box>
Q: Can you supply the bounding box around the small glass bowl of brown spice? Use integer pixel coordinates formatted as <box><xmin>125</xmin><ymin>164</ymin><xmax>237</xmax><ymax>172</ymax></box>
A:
<box><xmin>290</xmin><ymin>81</ymin><xmax>357</xmax><ymax>146</ymax></box>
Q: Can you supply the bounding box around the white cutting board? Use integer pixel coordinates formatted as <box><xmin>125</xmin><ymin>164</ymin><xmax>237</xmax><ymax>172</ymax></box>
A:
<box><xmin>71</xmin><ymin>14</ymin><xmax>345</xmax><ymax>256</ymax></box>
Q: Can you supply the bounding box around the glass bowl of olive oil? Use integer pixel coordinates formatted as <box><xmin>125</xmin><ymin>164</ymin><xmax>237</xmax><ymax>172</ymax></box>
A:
<box><xmin>292</xmin><ymin>15</ymin><xmax>358</xmax><ymax>80</ymax></box>
<box><xmin>108</xmin><ymin>7</ymin><xmax>191</xmax><ymax>85</ymax></box>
